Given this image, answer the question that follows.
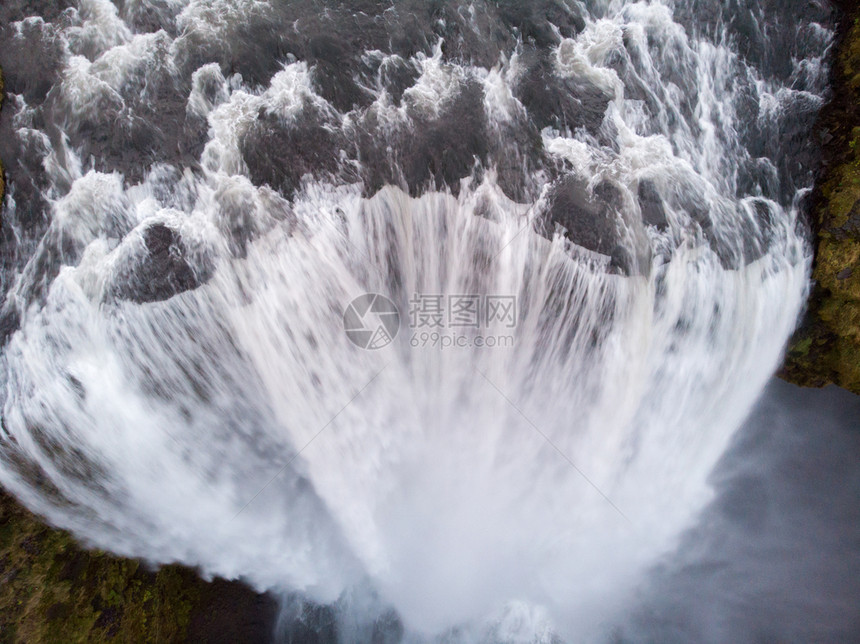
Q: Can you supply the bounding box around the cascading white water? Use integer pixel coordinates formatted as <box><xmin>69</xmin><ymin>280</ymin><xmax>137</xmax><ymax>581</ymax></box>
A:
<box><xmin>0</xmin><ymin>0</ymin><xmax>835</xmax><ymax>641</ymax></box>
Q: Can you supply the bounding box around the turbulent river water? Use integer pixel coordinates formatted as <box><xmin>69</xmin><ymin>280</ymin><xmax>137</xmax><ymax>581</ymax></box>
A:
<box><xmin>0</xmin><ymin>0</ymin><xmax>844</xmax><ymax>642</ymax></box>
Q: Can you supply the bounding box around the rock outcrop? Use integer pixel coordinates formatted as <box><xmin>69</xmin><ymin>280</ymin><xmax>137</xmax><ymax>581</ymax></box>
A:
<box><xmin>781</xmin><ymin>2</ymin><xmax>860</xmax><ymax>395</ymax></box>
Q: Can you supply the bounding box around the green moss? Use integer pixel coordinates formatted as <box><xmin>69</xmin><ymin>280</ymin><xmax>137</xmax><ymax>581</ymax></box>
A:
<box><xmin>0</xmin><ymin>491</ymin><xmax>203</xmax><ymax>643</ymax></box>
<box><xmin>0</xmin><ymin>489</ymin><xmax>276</xmax><ymax>643</ymax></box>
<box><xmin>781</xmin><ymin>4</ymin><xmax>860</xmax><ymax>395</ymax></box>
<box><xmin>791</xmin><ymin>336</ymin><xmax>813</xmax><ymax>357</ymax></box>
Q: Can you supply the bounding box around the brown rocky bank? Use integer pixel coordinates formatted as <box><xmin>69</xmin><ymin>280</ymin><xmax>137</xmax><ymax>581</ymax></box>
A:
<box><xmin>780</xmin><ymin>1</ymin><xmax>860</xmax><ymax>394</ymax></box>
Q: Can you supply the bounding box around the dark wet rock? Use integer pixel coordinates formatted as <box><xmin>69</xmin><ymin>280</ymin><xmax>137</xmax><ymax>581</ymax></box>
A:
<box><xmin>0</xmin><ymin>17</ymin><xmax>68</xmax><ymax>104</ymax></box>
<box><xmin>670</xmin><ymin>188</ymin><xmax>749</xmax><ymax>269</ymax></box>
<box><xmin>0</xmin><ymin>115</ymin><xmax>55</xmax><ymax>282</ymax></box>
<box><xmin>0</xmin><ymin>307</ymin><xmax>21</xmax><ymax>347</ymax></box>
<box><xmin>371</xmin><ymin>55</ymin><xmax>420</xmax><ymax>106</ymax></box>
<box><xmin>514</xmin><ymin>48</ymin><xmax>612</xmax><ymax>134</ymax></box>
<box><xmin>750</xmin><ymin>197</ymin><xmax>776</xmax><ymax>239</ymax></box>
<box><xmin>186</xmin><ymin>578</ymin><xmax>278</xmax><ymax>644</ymax></box>
<box><xmin>400</xmin><ymin>78</ymin><xmax>490</xmax><ymax>195</ymax></box>
<box><xmin>733</xmin><ymin>76</ymin><xmax>765</xmax><ymax>162</ymax></box>
<box><xmin>350</xmin><ymin>76</ymin><xmax>494</xmax><ymax>197</ymax></box>
<box><xmin>495</xmin><ymin>0</ymin><xmax>585</xmax><ymax>47</ymax></box>
<box><xmin>736</xmin><ymin>157</ymin><xmax>779</xmax><ymax>203</ymax></box>
<box><xmin>120</xmin><ymin>0</ymin><xmax>180</xmax><ymax>36</ymax></box>
<box><xmin>112</xmin><ymin>224</ymin><xmax>206</xmax><ymax>304</ymax></box>
<box><xmin>308</xmin><ymin>35</ymin><xmax>373</xmax><ymax>113</ymax></box>
<box><xmin>0</xmin><ymin>0</ymin><xmax>75</xmax><ymax>26</ymax></box>
<box><xmin>546</xmin><ymin>176</ymin><xmax>633</xmax><ymax>273</ymax></box>
<box><xmin>0</xmin><ymin>308</ymin><xmax>21</xmax><ymax>347</ymax></box>
<box><xmin>433</xmin><ymin>2</ymin><xmax>510</xmax><ymax>68</ymax></box>
<box><xmin>757</xmin><ymin>90</ymin><xmax>828</xmax><ymax>205</ymax></box>
<box><xmin>674</xmin><ymin>0</ymin><xmax>833</xmax><ymax>83</ymax></box>
<box><xmin>171</xmin><ymin>11</ymin><xmax>292</xmax><ymax>88</ymax></box>
<box><xmin>547</xmin><ymin>177</ymin><xmax>614</xmax><ymax>253</ymax></box>
<box><xmin>638</xmin><ymin>179</ymin><xmax>668</xmax><ymax>229</ymax></box>
<box><xmin>379</xmin><ymin>4</ymin><xmax>441</xmax><ymax>60</ymax></box>
<box><xmin>70</xmin><ymin>77</ymin><xmax>197</xmax><ymax>185</ymax></box>
<box><xmin>679</xmin><ymin>191</ymin><xmax>713</xmax><ymax>234</ymax></box>
<box><xmin>241</xmin><ymin>104</ymin><xmax>342</xmax><ymax>198</ymax></box>
<box><xmin>728</xmin><ymin>198</ymin><xmax>779</xmax><ymax>266</ymax></box>
<box><xmin>488</xmin><ymin>117</ymin><xmax>553</xmax><ymax>202</ymax></box>
<box><xmin>349</xmin><ymin>111</ymin><xmax>400</xmax><ymax>196</ymax></box>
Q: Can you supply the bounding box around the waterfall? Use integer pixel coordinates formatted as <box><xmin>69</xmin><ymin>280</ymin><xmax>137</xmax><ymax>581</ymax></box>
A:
<box><xmin>0</xmin><ymin>0</ymin><xmax>835</xmax><ymax>641</ymax></box>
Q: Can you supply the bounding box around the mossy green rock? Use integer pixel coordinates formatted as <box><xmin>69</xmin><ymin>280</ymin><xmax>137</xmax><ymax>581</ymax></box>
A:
<box><xmin>0</xmin><ymin>490</ymin><xmax>197</xmax><ymax>643</ymax></box>
<box><xmin>0</xmin><ymin>491</ymin><xmax>276</xmax><ymax>643</ymax></box>
<box><xmin>781</xmin><ymin>7</ymin><xmax>860</xmax><ymax>394</ymax></box>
